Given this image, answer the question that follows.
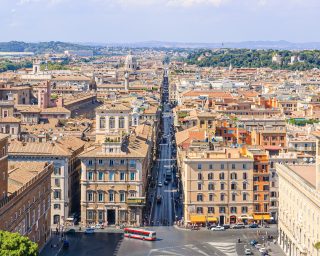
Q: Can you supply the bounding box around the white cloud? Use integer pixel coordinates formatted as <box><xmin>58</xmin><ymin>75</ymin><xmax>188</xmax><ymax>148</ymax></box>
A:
<box><xmin>17</xmin><ymin>0</ymin><xmax>64</xmax><ymax>6</ymax></box>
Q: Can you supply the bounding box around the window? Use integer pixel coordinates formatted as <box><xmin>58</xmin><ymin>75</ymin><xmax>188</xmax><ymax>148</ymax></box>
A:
<box><xmin>221</xmin><ymin>164</ymin><xmax>224</xmax><ymax>170</ymax></box>
<box><xmin>230</xmin><ymin>207</ymin><xmax>237</xmax><ymax>214</ymax></box>
<box><xmin>100</xmin><ymin>117</ymin><xmax>106</xmax><ymax>129</ymax></box>
<box><xmin>209</xmin><ymin>194</ymin><xmax>214</xmax><ymax>201</ymax></box>
<box><xmin>243</xmin><ymin>182</ymin><xmax>247</xmax><ymax>190</ymax></box>
<box><xmin>98</xmin><ymin>192</ymin><xmax>104</xmax><ymax>202</ymax></box>
<box><xmin>264</xmin><ymin>194</ymin><xmax>268</xmax><ymax>200</ymax></box>
<box><xmin>219</xmin><ymin>207</ymin><xmax>225</xmax><ymax>213</ymax></box>
<box><xmin>208</xmin><ymin>173</ymin><xmax>213</xmax><ymax>180</ymax></box>
<box><xmin>109</xmin><ymin>191</ymin><xmax>114</xmax><ymax>202</ymax></box>
<box><xmin>231</xmin><ymin>183</ymin><xmax>237</xmax><ymax>190</ymax></box>
<box><xmin>98</xmin><ymin>211</ymin><xmax>104</xmax><ymax>221</ymax></box>
<box><xmin>220</xmin><ymin>194</ymin><xmax>225</xmax><ymax>201</ymax></box>
<box><xmin>129</xmin><ymin>191</ymin><xmax>136</xmax><ymax>197</ymax></box>
<box><xmin>129</xmin><ymin>160</ymin><xmax>136</xmax><ymax>168</ymax></box>
<box><xmin>109</xmin><ymin>171</ymin><xmax>114</xmax><ymax>181</ymax></box>
<box><xmin>53</xmin><ymin>204</ymin><xmax>60</xmax><ymax>209</ymax></box>
<box><xmin>243</xmin><ymin>172</ymin><xmax>247</xmax><ymax>180</ymax></box>
<box><xmin>109</xmin><ymin>117</ymin><xmax>115</xmax><ymax>129</ymax></box>
<box><xmin>243</xmin><ymin>193</ymin><xmax>247</xmax><ymax>201</ymax></box>
<box><xmin>54</xmin><ymin>179</ymin><xmax>60</xmax><ymax>187</ymax></box>
<box><xmin>88</xmin><ymin>172</ymin><xmax>93</xmax><ymax>181</ymax></box>
<box><xmin>98</xmin><ymin>172</ymin><xmax>104</xmax><ymax>181</ymax></box>
<box><xmin>87</xmin><ymin>191</ymin><xmax>94</xmax><ymax>202</ymax></box>
<box><xmin>120</xmin><ymin>192</ymin><xmax>125</xmax><ymax>202</ymax></box>
<box><xmin>88</xmin><ymin>160</ymin><xmax>93</xmax><ymax>166</ymax></box>
<box><xmin>232</xmin><ymin>194</ymin><xmax>236</xmax><ymax>201</ymax></box>
<box><xmin>198</xmin><ymin>183</ymin><xmax>202</xmax><ymax>190</ymax></box>
<box><xmin>230</xmin><ymin>173</ymin><xmax>237</xmax><ymax>179</ymax></box>
<box><xmin>119</xmin><ymin>117</ymin><xmax>125</xmax><ymax>128</ymax></box>
<box><xmin>219</xmin><ymin>172</ymin><xmax>225</xmax><ymax>180</ymax></box>
<box><xmin>98</xmin><ymin>159</ymin><xmax>103</xmax><ymax>165</ymax></box>
<box><xmin>109</xmin><ymin>160</ymin><xmax>114</xmax><ymax>167</ymax></box>
<box><xmin>241</xmin><ymin>206</ymin><xmax>248</xmax><ymax>213</ymax></box>
<box><xmin>87</xmin><ymin>211</ymin><xmax>93</xmax><ymax>220</ymax></box>
<box><xmin>208</xmin><ymin>183</ymin><xmax>214</xmax><ymax>191</ymax></box>
<box><xmin>53</xmin><ymin>190</ymin><xmax>61</xmax><ymax>199</ymax></box>
<box><xmin>197</xmin><ymin>194</ymin><xmax>203</xmax><ymax>202</ymax></box>
<box><xmin>130</xmin><ymin>172</ymin><xmax>135</xmax><ymax>181</ymax></box>
<box><xmin>231</xmin><ymin>164</ymin><xmax>236</xmax><ymax>169</ymax></box>
<box><xmin>254</xmin><ymin>194</ymin><xmax>259</xmax><ymax>200</ymax></box>
<box><xmin>198</xmin><ymin>173</ymin><xmax>202</xmax><ymax>180</ymax></box>
<box><xmin>54</xmin><ymin>167</ymin><xmax>61</xmax><ymax>175</ymax></box>
<box><xmin>120</xmin><ymin>159</ymin><xmax>125</xmax><ymax>165</ymax></box>
<box><xmin>208</xmin><ymin>207</ymin><xmax>214</xmax><ymax>214</ymax></box>
<box><xmin>120</xmin><ymin>172</ymin><xmax>125</xmax><ymax>181</ymax></box>
<box><xmin>253</xmin><ymin>185</ymin><xmax>258</xmax><ymax>191</ymax></box>
<box><xmin>263</xmin><ymin>185</ymin><xmax>269</xmax><ymax>191</ymax></box>
<box><xmin>243</xmin><ymin>164</ymin><xmax>247</xmax><ymax>169</ymax></box>
<box><xmin>196</xmin><ymin>207</ymin><xmax>203</xmax><ymax>214</ymax></box>
<box><xmin>209</xmin><ymin>164</ymin><xmax>213</xmax><ymax>170</ymax></box>
<box><xmin>197</xmin><ymin>163</ymin><xmax>202</xmax><ymax>170</ymax></box>
<box><xmin>220</xmin><ymin>183</ymin><xmax>225</xmax><ymax>190</ymax></box>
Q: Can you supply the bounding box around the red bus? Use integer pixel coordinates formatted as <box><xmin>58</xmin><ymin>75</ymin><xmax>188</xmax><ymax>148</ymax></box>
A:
<box><xmin>124</xmin><ymin>228</ymin><xmax>156</xmax><ymax>241</ymax></box>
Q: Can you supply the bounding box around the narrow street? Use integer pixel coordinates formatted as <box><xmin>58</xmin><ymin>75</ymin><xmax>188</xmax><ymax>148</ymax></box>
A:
<box><xmin>150</xmin><ymin>68</ymin><xmax>180</xmax><ymax>226</ymax></box>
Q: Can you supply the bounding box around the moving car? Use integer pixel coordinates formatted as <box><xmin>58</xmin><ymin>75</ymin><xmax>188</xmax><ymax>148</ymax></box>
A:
<box><xmin>164</xmin><ymin>180</ymin><xmax>169</xmax><ymax>185</ymax></box>
<box><xmin>249</xmin><ymin>223</ymin><xmax>259</xmax><ymax>228</ymax></box>
<box><xmin>158</xmin><ymin>182</ymin><xmax>163</xmax><ymax>187</ymax></box>
<box><xmin>245</xmin><ymin>248</ymin><xmax>252</xmax><ymax>255</ymax></box>
<box><xmin>84</xmin><ymin>228</ymin><xmax>95</xmax><ymax>234</ymax></box>
<box><xmin>156</xmin><ymin>195</ymin><xmax>162</xmax><ymax>204</ymax></box>
<box><xmin>250</xmin><ymin>240</ymin><xmax>258</xmax><ymax>246</ymax></box>
<box><xmin>211</xmin><ymin>226</ymin><xmax>225</xmax><ymax>231</ymax></box>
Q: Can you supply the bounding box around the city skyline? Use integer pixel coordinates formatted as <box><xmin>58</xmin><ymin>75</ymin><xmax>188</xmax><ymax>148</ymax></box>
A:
<box><xmin>1</xmin><ymin>0</ymin><xmax>320</xmax><ymax>43</ymax></box>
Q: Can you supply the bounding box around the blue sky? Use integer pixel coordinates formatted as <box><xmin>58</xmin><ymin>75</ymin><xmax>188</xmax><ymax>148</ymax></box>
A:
<box><xmin>0</xmin><ymin>0</ymin><xmax>319</xmax><ymax>43</ymax></box>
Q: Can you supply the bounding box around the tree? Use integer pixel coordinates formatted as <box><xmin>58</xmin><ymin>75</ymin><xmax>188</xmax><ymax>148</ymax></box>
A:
<box><xmin>0</xmin><ymin>231</ymin><xmax>38</xmax><ymax>256</ymax></box>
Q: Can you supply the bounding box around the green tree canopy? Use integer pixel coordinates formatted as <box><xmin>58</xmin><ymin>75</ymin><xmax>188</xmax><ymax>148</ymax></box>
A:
<box><xmin>0</xmin><ymin>231</ymin><xmax>38</xmax><ymax>256</ymax></box>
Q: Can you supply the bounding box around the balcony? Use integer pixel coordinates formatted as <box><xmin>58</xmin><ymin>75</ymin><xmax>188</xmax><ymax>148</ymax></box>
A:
<box><xmin>127</xmin><ymin>197</ymin><xmax>145</xmax><ymax>206</ymax></box>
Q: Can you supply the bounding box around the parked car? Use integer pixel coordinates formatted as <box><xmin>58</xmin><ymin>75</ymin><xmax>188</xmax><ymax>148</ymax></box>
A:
<box><xmin>249</xmin><ymin>223</ymin><xmax>259</xmax><ymax>228</ymax></box>
<box><xmin>223</xmin><ymin>224</ymin><xmax>231</xmax><ymax>230</ymax></box>
<box><xmin>164</xmin><ymin>180</ymin><xmax>169</xmax><ymax>185</ymax></box>
<box><xmin>245</xmin><ymin>248</ymin><xmax>252</xmax><ymax>255</ymax></box>
<box><xmin>207</xmin><ymin>224</ymin><xmax>216</xmax><ymax>230</ymax></box>
<box><xmin>250</xmin><ymin>240</ymin><xmax>258</xmax><ymax>246</ymax></box>
<box><xmin>232</xmin><ymin>223</ymin><xmax>246</xmax><ymax>229</ymax></box>
<box><xmin>95</xmin><ymin>224</ymin><xmax>104</xmax><ymax>229</ymax></box>
<box><xmin>158</xmin><ymin>182</ymin><xmax>163</xmax><ymax>187</ymax></box>
<box><xmin>211</xmin><ymin>226</ymin><xmax>225</xmax><ymax>231</ymax></box>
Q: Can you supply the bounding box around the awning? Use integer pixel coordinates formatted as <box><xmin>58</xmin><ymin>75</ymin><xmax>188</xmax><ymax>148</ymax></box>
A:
<box><xmin>238</xmin><ymin>215</ymin><xmax>253</xmax><ymax>220</ymax></box>
<box><xmin>190</xmin><ymin>215</ymin><xmax>206</xmax><ymax>223</ymax></box>
<box><xmin>207</xmin><ymin>217</ymin><xmax>218</xmax><ymax>222</ymax></box>
<box><xmin>253</xmin><ymin>214</ymin><xmax>271</xmax><ymax>220</ymax></box>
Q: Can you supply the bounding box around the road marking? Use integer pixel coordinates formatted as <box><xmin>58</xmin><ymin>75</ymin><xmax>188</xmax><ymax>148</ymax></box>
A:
<box><xmin>207</xmin><ymin>242</ymin><xmax>237</xmax><ymax>256</ymax></box>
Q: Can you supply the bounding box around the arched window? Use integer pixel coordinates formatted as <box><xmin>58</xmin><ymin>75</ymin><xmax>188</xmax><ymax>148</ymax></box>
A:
<box><xmin>100</xmin><ymin>117</ymin><xmax>106</xmax><ymax>129</ymax></box>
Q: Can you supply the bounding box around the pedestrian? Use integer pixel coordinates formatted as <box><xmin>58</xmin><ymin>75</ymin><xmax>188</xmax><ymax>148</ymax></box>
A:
<box><xmin>56</xmin><ymin>227</ymin><xmax>59</xmax><ymax>235</ymax></box>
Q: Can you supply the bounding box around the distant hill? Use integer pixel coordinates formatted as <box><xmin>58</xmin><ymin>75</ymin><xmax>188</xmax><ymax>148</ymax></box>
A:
<box><xmin>103</xmin><ymin>40</ymin><xmax>320</xmax><ymax>50</ymax></box>
<box><xmin>0</xmin><ymin>41</ymin><xmax>100</xmax><ymax>54</ymax></box>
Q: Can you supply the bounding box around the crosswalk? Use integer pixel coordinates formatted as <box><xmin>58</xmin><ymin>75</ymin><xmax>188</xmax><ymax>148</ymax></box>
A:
<box><xmin>208</xmin><ymin>242</ymin><xmax>237</xmax><ymax>256</ymax></box>
<box><xmin>148</xmin><ymin>241</ymin><xmax>238</xmax><ymax>256</ymax></box>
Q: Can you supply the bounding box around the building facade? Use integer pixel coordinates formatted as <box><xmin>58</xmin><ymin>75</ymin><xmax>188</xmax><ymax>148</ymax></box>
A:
<box><xmin>0</xmin><ymin>162</ymin><xmax>53</xmax><ymax>250</ymax></box>
<box><xmin>179</xmin><ymin>147</ymin><xmax>255</xmax><ymax>225</ymax></box>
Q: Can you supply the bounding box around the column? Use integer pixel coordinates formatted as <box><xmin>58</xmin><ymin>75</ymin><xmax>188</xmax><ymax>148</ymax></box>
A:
<box><xmin>106</xmin><ymin>116</ymin><xmax>110</xmax><ymax>132</ymax></box>
<box><xmin>115</xmin><ymin>116</ymin><xmax>119</xmax><ymax>131</ymax></box>
<box><xmin>125</xmin><ymin>116</ymin><xmax>129</xmax><ymax>133</ymax></box>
